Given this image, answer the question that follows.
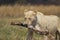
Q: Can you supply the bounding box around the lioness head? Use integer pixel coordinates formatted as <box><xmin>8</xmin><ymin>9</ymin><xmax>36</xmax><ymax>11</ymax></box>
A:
<box><xmin>24</xmin><ymin>10</ymin><xmax>37</xmax><ymax>27</ymax></box>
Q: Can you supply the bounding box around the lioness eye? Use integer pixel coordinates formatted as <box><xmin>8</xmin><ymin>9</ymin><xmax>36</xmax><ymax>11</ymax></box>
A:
<box><xmin>25</xmin><ymin>18</ymin><xmax>27</xmax><ymax>20</ymax></box>
<box><xmin>29</xmin><ymin>18</ymin><xmax>31</xmax><ymax>20</ymax></box>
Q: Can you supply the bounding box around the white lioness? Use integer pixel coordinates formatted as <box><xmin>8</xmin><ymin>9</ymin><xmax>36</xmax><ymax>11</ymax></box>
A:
<box><xmin>24</xmin><ymin>10</ymin><xmax>60</xmax><ymax>40</ymax></box>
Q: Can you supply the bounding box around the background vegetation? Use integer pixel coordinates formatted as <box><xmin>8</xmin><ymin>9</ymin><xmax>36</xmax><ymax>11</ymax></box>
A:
<box><xmin>0</xmin><ymin>0</ymin><xmax>60</xmax><ymax>5</ymax></box>
<box><xmin>0</xmin><ymin>5</ymin><xmax>60</xmax><ymax>18</ymax></box>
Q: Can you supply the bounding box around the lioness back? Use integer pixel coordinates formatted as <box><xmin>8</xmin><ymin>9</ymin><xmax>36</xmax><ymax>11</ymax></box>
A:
<box><xmin>36</xmin><ymin>13</ymin><xmax>59</xmax><ymax>33</ymax></box>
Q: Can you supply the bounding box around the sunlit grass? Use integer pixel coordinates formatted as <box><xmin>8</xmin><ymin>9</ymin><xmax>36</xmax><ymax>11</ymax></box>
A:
<box><xmin>0</xmin><ymin>18</ymin><xmax>27</xmax><ymax>40</ymax></box>
<box><xmin>0</xmin><ymin>18</ymin><xmax>42</xmax><ymax>40</ymax></box>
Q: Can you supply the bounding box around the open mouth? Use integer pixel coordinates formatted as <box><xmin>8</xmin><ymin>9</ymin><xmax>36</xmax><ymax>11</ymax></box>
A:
<box><xmin>28</xmin><ymin>25</ymin><xmax>34</xmax><ymax>29</ymax></box>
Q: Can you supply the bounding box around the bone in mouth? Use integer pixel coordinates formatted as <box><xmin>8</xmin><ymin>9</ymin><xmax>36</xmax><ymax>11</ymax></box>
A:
<box><xmin>11</xmin><ymin>22</ymin><xmax>49</xmax><ymax>35</ymax></box>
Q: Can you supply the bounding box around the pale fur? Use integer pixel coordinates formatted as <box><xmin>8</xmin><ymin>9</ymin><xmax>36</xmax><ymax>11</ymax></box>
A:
<box><xmin>24</xmin><ymin>10</ymin><xmax>60</xmax><ymax>40</ymax></box>
<box><xmin>36</xmin><ymin>12</ymin><xmax>59</xmax><ymax>34</ymax></box>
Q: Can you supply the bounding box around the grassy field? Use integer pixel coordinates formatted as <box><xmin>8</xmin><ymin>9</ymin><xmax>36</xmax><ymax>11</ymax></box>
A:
<box><xmin>0</xmin><ymin>5</ymin><xmax>60</xmax><ymax>40</ymax></box>
<box><xmin>0</xmin><ymin>18</ymin><xmax>27</xmax><ymax>40</ymax></box>
<box><xmin>0</xmin><ymin>18</ymin><xmax>43</xmax><ymax>40</ymax></box>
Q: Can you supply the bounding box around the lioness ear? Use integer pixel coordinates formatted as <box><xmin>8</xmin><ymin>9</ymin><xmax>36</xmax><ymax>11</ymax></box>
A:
<box><xmin>33</xmin><ymin>10</ymin><xmax>37</xmax><ymax>15</ymax></box>
<box><xmin>24</xmin><ymin>9</ymin><xmax>28</xmax><ymax>15</ymax></box>
<box><xmin>37</xmin><ymin>11</ymin><xmax>44</xmax><ymax>15</ymax></box>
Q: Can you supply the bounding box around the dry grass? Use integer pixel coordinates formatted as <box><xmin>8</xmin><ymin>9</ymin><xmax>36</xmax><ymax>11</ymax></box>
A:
<box><xmin>0</xmin><ymin>5</ymin><xmax>60</xmax><ymax>18</ymax></box>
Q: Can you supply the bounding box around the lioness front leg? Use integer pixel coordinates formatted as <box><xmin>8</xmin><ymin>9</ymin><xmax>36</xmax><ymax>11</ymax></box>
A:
<box><xmin>26</xmin><ymin>29</ymin><xmax>33</xmax><ymax>40</ymax></box>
